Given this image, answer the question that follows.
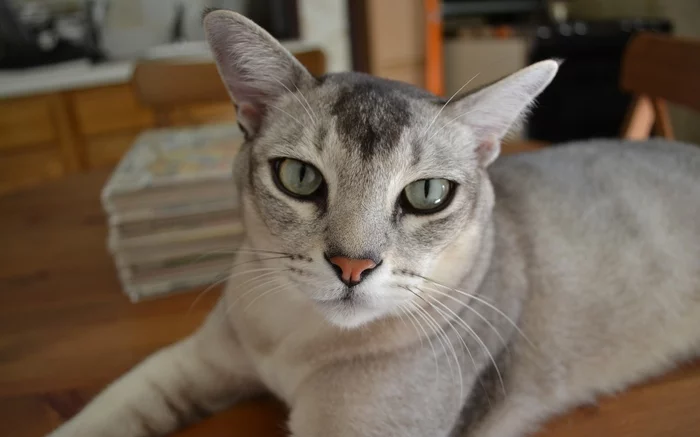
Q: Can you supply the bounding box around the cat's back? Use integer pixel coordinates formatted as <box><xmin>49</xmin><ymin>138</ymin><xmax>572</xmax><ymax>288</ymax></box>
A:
<box><xmin>488</xmin><ymin>139</ymin><xmax>700</xmax><ymax>394</ymax></box>
<box><xmin>489</xmin><ymin>139</ymin><xmax>700</xmax><ymax>242</ymax></box>
<box><xmin>490</xmin><ymin>139</ymin><xmax>700</xmax><ymax>204</ymax></box>
<box><xmin>488</xmin><ymin>139</ymin><xmax>700</xmax><ymax>285</ymax></box>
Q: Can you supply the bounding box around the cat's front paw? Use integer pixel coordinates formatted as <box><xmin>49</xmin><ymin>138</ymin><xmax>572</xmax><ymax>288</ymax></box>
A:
<box><xmin>46</xmin><ymin>422</ymin><xmax>105</xmax><ymax>437</ymax></box>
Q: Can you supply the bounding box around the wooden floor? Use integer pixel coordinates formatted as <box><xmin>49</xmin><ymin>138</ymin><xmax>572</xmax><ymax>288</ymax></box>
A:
<box><xmin>1</xmin><ymin>169</ymin><xmax>699</xmax><ymax>437</ymax></box>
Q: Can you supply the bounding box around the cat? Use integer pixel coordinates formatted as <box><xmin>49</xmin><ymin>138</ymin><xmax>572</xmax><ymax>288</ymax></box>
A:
<box><xmin>48</xmin><ymin>9</ymin><xmax>700</xmax><ymax>437</ymax></box>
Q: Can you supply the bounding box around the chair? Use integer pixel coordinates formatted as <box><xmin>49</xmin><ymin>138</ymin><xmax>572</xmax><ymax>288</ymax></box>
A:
<box><xmin>131</xmin><ymin>49</ymin><xmax>326</xmax><ymax>127</ymax></box>
<box><xmin>620</xmin><ymin>33</ymin><xmax>700</xmax><ymax>140</ymax></box>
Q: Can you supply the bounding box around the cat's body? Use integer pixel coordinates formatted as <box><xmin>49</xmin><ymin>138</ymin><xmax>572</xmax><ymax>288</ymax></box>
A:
<box><xmin>475</xmin><ymin>141</ymin><xmax>700</xmax><ymax>435</ymax></box>
<box><xmin>48</xmin><ymin>10</ymin><xmax>700</xmax><ymax>437</ymax></box>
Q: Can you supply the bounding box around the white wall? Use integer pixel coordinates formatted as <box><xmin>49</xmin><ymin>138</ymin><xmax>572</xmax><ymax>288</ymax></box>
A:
<box><xmin>297</xmin><ymin>0</ymin><xmax>351</xmax><ymax>72</ymax></box>
<box><xmin>98</xmin><ymin>0</ymin><xmax>350</xmax><ymax>71</ymax></box>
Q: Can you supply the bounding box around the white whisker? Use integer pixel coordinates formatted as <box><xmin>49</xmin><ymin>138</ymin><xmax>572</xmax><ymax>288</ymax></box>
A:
<box><xmin>187</xmin><ymin>273</ymin><xmax>232</xmax><ymax>314</ymax></box>
<box><xmin>193</xmin><ymin>247</ymin><xmax>295</xmax><ymax>259</ymax></box>
<box><xmin>405</xmin><ymin>301</ymin><xmax>440</xmax><ymax>382</ymax></box>
<box><xmin>227</xmin><ymin>267</ymin><xmax>291</xmax><ymax>280</ymax></box>
<box><xmin>394</xmin><ymin>305</ymin><xmax>411</xmax><ymax>334</ymax></box>
<box><xmin>269</xmin><ymin>103</ymin><xmax>304</xmax><ymax>128</ymax></box>
<box><xmin>406</xmin><ymin>289</ymin><xmax>464</xmax><ymax>402</ymax></box>
<box><xmin>225</xmin><ymin>274</ymin><xmax>288</xmax><ymax>315</ymax></box>
<box><xmin>422</xmin><ymin>72</ymin><xmax>480</xmax><ymax>138</ymax></box>
<box><xmin>426</xmin><ymin>109</ymin><xmax>478</xmax><ymax>143</ymax></box>
<box><xmin>419</xmin><ymin>290</ymin><xmax>497</xmax><ymax>402</ymax></box>
<box><xmin>237</xmin><ymin>269</ymin><xmax>289</xmax><ymax>288</ymax></box>
<box><xmin>418</xmin><ymin>288</ymin><xmax>506</xmax><ymax>396</ymax></box>
<box><xmin>243</xmin><ymin>283</ymin><xmax>289</xmax><ymax>311</ymax></box>
<box><xmin>192</xmin><ymin>254</ymin><xmax>290</xmax><ymax>273</ymax></box>
<box><xmin>294</xmin><ymin>83</ymin><xmax>317</xmax><ymax>123</ymax></box>
<box><xmin>411</xmin><ymin>301</ymin><xmax>451</xmax><ymax>369</ymax></box>
<box><xmin>421</xmin><ymin>285</ymin><xmax>510</xmax><ymax>354</ymax></box>
<box><xmin>410</xmin><ymin>301</ymin><xmax>457</xmax><ymax>386</ymax></box>
<box><xmin>272</xmin><ymin>77</ymin><xmax>316</xmax><ymax>125</ymax></box>
<box><xmin>419</xmin><ymin>276</ymin><xmax>535</xmax><ymax>350</ymax></box>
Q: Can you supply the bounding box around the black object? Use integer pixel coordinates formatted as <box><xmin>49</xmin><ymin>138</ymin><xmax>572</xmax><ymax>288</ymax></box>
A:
<box><xmin>0</xmin><ymin>0</ymin><xmax>105</xmax><ymax>69</ymax></box>
<box><xmin>170</xmin><ymin>1</ymin><xmax>186</xmax><ymax>43</ymax></box>
<box><xmin>527</xmin><ymin>19</ymin><xmax>672</xmax><ymax>143</ymax></box>
<box><xmin>442</xmin><ymin>0</ymin><xmax>544</xmax><ymax>18</ymax></box>
<box><xmin>247</xmin><ymin>0</ymin><xmax>299</xmax><ymax>41</ymax></box>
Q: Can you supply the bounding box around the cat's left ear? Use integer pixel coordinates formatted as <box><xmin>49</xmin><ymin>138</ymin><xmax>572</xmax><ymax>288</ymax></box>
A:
<box><xmin>449</xmin><ymin>60</ymin><xmax>559</xmax><ymax>166</ymax></box>
<box><xmin>203</xmin><ymin>9</ymin><xmax>316</xmax><ymax>138</ymax></box>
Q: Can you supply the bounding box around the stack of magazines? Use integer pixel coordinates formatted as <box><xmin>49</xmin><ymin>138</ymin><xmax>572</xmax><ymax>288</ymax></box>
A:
<box><xmin>102</xmin><ymin>125</ymin><xmax>245</xmax><ymax>301</ymax></box>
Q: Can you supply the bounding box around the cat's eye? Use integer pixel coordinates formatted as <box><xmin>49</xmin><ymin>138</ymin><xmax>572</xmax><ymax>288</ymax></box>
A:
<box><xmin>273</xmin><ymin>158</ymin><xmax>324</xmax><ymax>198</ymax></box>
<box><xmin>401</xmin><ymin>178</ymin><xmax>454</xmax><ymax>213</ymax></box>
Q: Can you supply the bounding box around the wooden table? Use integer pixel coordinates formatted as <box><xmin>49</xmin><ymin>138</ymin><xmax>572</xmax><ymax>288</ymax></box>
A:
<box><xmin>1</xmin><ymin>171</ymin><xmax>698</xmax><ymax>437</ymax></box>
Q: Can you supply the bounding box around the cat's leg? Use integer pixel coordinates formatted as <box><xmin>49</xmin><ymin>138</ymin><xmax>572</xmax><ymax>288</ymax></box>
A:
<box><xmin>287</xmin><ymin>354</ymin><xmax>465</xmax><ymax>437</ymax></box>
<box><xmin>48</xmin><ymin>301</ymin><xmax>263</xmax><ymax>437</ymax></box>
<box><xmin>464</xmin><ymin>394</ymin><xmax>552</xmax><ymax>437</ymax></box>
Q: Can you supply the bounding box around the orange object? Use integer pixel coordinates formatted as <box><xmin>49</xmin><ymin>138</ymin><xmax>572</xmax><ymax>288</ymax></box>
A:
<box><xmin>494</xmin><ymin>25</ymin><xmax>514</xmax><ymax>39</ymax></box>
<box><xmin>424</xmin><ymin>0</ymin><xmax>444</xmax><ymax>96</ymax></box>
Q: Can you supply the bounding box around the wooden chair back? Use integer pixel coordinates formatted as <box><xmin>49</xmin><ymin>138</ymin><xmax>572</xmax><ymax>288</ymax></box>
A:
<box><xmin>620</xmin><ymin>33</ymin><xmax>700</xmax><ymax>140</ymax></box>
<box><xmin>132</xmin><ymin>48</ymin><xmax>326</xmax><ymax>127</ymax></box>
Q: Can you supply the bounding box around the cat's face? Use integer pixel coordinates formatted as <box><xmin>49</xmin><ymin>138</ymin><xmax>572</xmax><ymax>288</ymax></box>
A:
<box><xmin>237</xmin><ymin>74</ymin><xmax>488</xmax><ymax>327</ymax></box>
<box><xmin>204</xmin><ymin>10</ymin><xmax>557</xmax><ymax>327</ymax></box>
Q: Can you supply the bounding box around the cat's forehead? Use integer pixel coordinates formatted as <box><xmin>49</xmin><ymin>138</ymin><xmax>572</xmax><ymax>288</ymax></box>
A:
<box><xmin>313</xmin><ymin>73</ymin><xmax>442</xmax><ymax>160</ymax></box>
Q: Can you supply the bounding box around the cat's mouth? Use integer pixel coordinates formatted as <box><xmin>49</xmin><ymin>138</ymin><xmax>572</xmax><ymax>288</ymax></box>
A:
<box><xmin>313</xmin><ymin>291</ymin><xmax>359</xmax><ymax>307</ymax></box>
<box><xmin>311</xmin><ymin>287</ymin><xmax>373</xmax><ymax>315</ymax></box>
<box><xmin>312</xmin><ymin>294</ymin><xmax>381</xmax><ymax>328</ymax></box>
<box><xmin>310</xmin><ymin>284</ymin><xmax>404</xmax><ymax>328</ymax></box>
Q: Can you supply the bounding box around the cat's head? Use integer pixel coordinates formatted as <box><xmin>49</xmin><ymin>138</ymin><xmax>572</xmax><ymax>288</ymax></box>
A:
<box><xmin>204</xmin><ymin>10</ymin><xmax>557</xmax><ymax>328</ymax></box>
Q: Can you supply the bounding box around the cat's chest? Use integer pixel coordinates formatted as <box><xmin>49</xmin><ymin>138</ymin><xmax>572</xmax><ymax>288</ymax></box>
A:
<box><xmin>233</xmin><ymin>295</ymin><xmax>329</xmax><ymax>403</ymax></box>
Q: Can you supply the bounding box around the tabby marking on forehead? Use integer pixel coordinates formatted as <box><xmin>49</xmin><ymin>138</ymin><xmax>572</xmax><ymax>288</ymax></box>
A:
<box><xmin>330</xmin><ymin>81</ymin><xmax>412</xmax><ymax>160</ymax></box>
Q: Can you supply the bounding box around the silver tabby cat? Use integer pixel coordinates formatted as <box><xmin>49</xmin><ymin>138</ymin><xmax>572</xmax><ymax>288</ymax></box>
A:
<box><xmin>50</xmin><ymin>10</ymin><xmax>700</xmax><ymax>437</ymax></box>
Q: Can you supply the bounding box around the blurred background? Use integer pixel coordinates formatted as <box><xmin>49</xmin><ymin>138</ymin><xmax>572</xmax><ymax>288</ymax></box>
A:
<box><xmin>1</xmin><ymin>0</ymin><xmax>700</xmax><ymax>195</ymax></box>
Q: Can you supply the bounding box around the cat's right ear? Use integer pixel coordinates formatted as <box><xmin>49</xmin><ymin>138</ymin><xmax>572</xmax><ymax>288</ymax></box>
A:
<box><xmin>203</xmin><ymin>10</ymin><xmax>316</xmax><ymax>138</ymax></box>
<box><xmin>448</xmin><ymin>60</ymin><xmax>559</xmax><ymax>166</ymax></box>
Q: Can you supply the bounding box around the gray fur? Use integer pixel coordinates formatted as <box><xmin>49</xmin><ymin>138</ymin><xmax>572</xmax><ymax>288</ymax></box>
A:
<box><xmin>48</xmin><ymin>10</ymin><xmax>700</xmax><ymax>437</ymax></box>
<box><xmin>330</xmin><ymin>76</ymin><xmax>412</xmax><ymax>161</ymax></box>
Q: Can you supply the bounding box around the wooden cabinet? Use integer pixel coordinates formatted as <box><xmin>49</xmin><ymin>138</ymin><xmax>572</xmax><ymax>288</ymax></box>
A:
<box><xmin>0</xmin><ymin>96</ymin><xmax>56</xmax><ymax>150</ymax></box>
<box><xmin>0</xmin><ymin>48</ymin><xmax>323</xmax><ymax>194</ymax></box>
<box><xmin>83</xmin><ymin>130</ymin><xmax>143</xmax><ymax>169</ymax></box>
<box><xmin>70</xmin><ymin>84</ymin><xmax>156</xmax><ymax>170</ymax></box>
<box><xmin>166</xmin><ymin>102</ymin><xmax>236</xmax><ymax>127</ymax></box>
<box><xmin>72</xmin><ymin>84</ymin><xmax>155</xmax><ymax>137</ymax></box>
<box><xmin>0</xmin><ymin>147</ymin><xmax>65</xmax><ymax>195</ymax></box>
<box><xmin>0</xmin><ymin>84</ymin><xmax>236</xmax><ymax>194</ymax></box>
<box><xmin>0</xmin><ymin>94</ymin><xmax>81</xmax><ymax>194</ymax></box>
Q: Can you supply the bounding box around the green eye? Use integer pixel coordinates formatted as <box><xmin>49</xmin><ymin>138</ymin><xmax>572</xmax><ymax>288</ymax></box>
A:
<box><xmin>274</xmin><ymin>158</ymin><xmax>324</xmax><ymax>198</ymax></box>
<box><xmin>402</xmin><ymin>178</ymin><xmax>454</xmax><ymax>213</ymax></box>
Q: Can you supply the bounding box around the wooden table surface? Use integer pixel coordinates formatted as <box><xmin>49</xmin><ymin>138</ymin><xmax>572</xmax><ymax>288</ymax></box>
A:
<box><xmin>1</xmin><ymin>171</ymin><xmax>698</xmax><ymax>437</ymax></box>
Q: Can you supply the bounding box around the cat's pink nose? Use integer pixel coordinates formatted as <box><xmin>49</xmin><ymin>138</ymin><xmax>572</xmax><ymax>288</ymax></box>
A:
<box><xmin>328</xmin><ymin>256</ymin><xmax>378</xmax><ymax>286</ymax></box>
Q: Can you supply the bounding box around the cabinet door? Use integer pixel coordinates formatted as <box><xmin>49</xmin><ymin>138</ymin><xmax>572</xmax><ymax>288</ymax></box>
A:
<box><xmin>0</xmin><ymin>94</ymin><xmax>76</xmax><ymax>194</ymax></box>
<box><xmin>0</xmin><ymin>147</ymin><xmax>65</xmax><ymax>195</ymax></box>
<box><xmin>165</xmin><ymin>103</ymin><xmax>237</xmax><ymax>127</ymax></box>
<box><xmin>71</xmin><ymin>84</ymin><xmax>156</xmax><ymax>170</ymax></box>
<box><xmin>72</xmin><ymin>84</ymin><xmax>155</xmax><ymax>136</ymax></box>
<box><xmin>0</xmin><ymin>96</ymin><xmax>56</xmax><ymax>151</ymax></box>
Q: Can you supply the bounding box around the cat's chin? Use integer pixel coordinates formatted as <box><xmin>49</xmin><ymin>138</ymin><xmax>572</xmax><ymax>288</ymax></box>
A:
<box><xmin>314</xmin><ymin>299</ymin><xmax>388</xmax><ymax>329</ymax></box>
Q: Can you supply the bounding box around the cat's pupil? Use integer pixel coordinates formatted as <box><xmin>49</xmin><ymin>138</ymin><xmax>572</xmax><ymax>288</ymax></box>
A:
<box><xmin>299</xmin><ymin>165</ymin><xmax>307</xmax><ymax>183</ymax></box>
<box><xmin>424</xmin><ymin>180</ymin><xmax>430</xmax><ymax>198</ymax></box>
